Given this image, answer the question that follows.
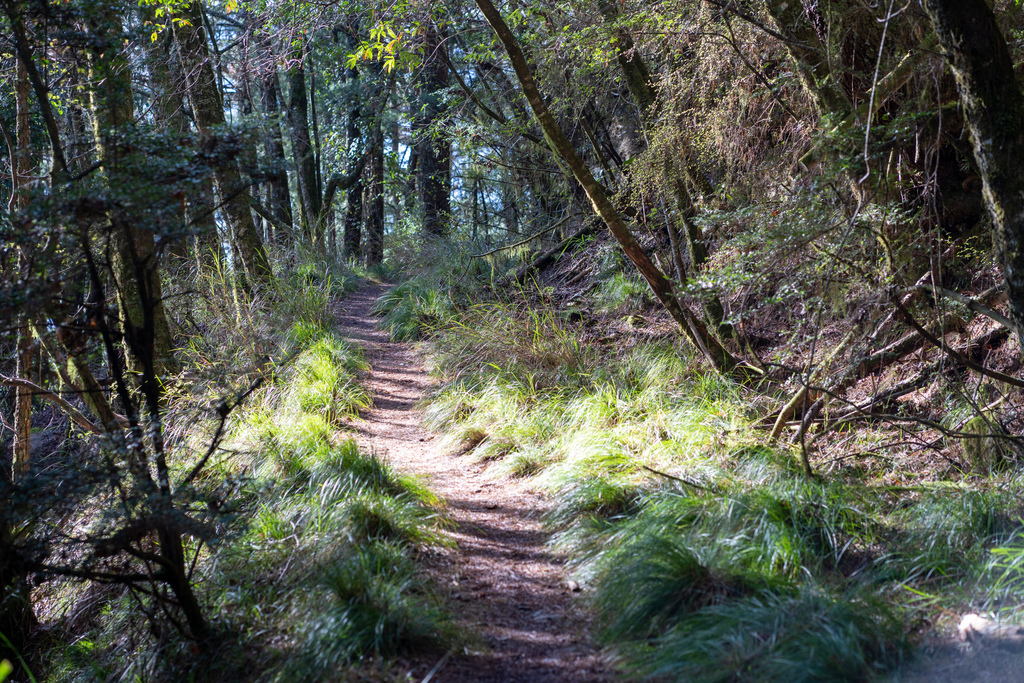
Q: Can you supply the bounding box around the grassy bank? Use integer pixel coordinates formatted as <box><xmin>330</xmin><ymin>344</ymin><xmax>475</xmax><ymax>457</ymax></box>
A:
<box><xmin>381</xmin><ymin>279</ymin><xmax>1024</xmax><ymax>681</ymax></box>
<box><xmin>34</xmin><ymin>260</ymin><xmax>452</xmax><ymax>682</ymax></box>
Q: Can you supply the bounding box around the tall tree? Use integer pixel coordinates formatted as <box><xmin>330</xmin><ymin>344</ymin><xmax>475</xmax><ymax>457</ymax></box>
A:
<box><xmin>287</xmin><ymin>38</ymin><xmax>322</xmax><ymax>241</ymax></box>
<box><xmin>342</xmin><ymin>58</ymin><xmax>364</xmax><ymax>260</ymax></box>
<box><xmin>365</xmin><ymin>102</ymin><xmax>385</xmax><ymax>265</ymax></box>
<box><xmin>86</xmin><ymin>3</ymin><xmax>178</xmax><ymax>379</ymax></box>
<box><xmin>143</xmin><ymin>3</ymin><xmax>220</xmax><ymax>267</ymax></box>
<box><xmin>599</xmin><ymin>1</ymin><xmax>732</xmax><ymax>343</ymax></box>
<box><xmin>922</xmin><ymin>0</ymin><xmax>1024</xmax><ymax>340</ymax></box>
<box><xmin>173</xmin><ymin>0</ymin><xmax>272</xmax><ymax>288</ymax></box>
<box><xmin>256</xmin><ymin>45</ymin><xmax>294</xmax><ymax>237</ymax></box>
<box><xmin>12</xmin><ymin>53</ymin><xmax>32</xmax><ymax>480</ymax></box>
<box><xmin>415</xmin><ymin>23</ymin><xmax>451</xmax><ymax>237</ymax></box>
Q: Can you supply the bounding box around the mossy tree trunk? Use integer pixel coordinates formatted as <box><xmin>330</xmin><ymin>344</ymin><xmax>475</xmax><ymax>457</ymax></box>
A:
<box><xmin>287</xmin><ymin>40</ymin><xmax>322</xmax><ymax>242</ymax></box>
<box><xmin>921</xmin><ymin>0</ymin><xmax>1024</xmax><ymax>340</ymax></box>
<box><xmin>174</xmin><ymin>0</ymin><xmax>272</xmax><ymax>290</ymax></box>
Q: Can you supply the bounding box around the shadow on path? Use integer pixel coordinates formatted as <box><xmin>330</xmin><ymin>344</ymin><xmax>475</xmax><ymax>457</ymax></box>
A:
<box><xmin>334</xmin><ymin>285</ymin><xmax>611</xmax><ymax>682</ymax></box>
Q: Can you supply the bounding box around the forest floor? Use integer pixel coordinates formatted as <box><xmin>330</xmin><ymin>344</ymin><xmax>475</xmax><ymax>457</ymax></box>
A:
<box><xmin>334</xmin><ymin>285</ymin><xmax>613</xmax><ymax>682</ymax></box>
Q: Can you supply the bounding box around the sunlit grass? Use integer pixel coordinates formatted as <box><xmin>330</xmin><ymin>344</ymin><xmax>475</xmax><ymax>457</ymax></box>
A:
<box><xmin>418</xmin><ymin>299</ymin><xmax>1024</xmax><ymax>680</ymax></box>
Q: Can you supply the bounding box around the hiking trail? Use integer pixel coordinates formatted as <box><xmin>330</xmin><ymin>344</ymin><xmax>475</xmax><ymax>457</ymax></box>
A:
<box><xmin>334</xmin><ymin>285</ymin><xmax>611</xmax><ymax>682</ymax></box>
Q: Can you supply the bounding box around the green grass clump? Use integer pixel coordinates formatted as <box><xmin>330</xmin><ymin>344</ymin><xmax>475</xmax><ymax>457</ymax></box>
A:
<box><xmin>309</xmin><ymin>438</ymin><xmax>437</xmax><ymax>505</ymax></box>
<box><xmin>297</xmin><ymin>540</ymin><xmax>450</xmax><ymax>674</ymax></box>
<box><xmin>594</xmin><ymin>270</ymin><xmax>652</xmax><ymax>312</ymax></box>
<box><xmin>430</xmin><ymin>301</ymin><xmax>595</xmax><ymax>388</ymax></box>
<box><xmin>277</xmin><ymin>253</ymin><xmax>358</xmax><ymax>330</ymax></box>
<box><xmin>290</xmin><ymin>334</ymin><xmax>372</xmax><ymax>421</ymax></box>
<box><xmin>633</xmin><ymin>586</ymin><xmax>905</xmax><ymax>682</ymax></box>
<box><xmin>580</xmin><ymin>482</ymin><xmax>905</xmax><ymax>680</ymax></box>
<box><xmin>333</xmin><ymin>492</ymin><xmax>449</xmax><ymax>548</ymax></box>
<box><xmin>373</xmin><ymin>281</ymin><xmax>454</xmax><ymax>341</ymax></box>
<box><xmin>593</xmin><ymin>531</ymin><xmax>768</xmax><ymax>640</ymax></box>
<box><xmin>880</xmin><ymin>486</ymin><xmax>1020</xmax><ymax>583</ymax></box>
<box><xmin>546</xmin><ymin>476</ymin><xmax>640</xmax><ymax>528</ymax></box>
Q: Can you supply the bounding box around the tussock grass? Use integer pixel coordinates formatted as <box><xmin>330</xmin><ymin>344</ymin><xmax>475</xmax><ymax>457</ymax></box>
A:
<box><xmin>39</xmin><ymin>254</ymin><xmax>452</xmax><ymax>681</ymax></box>
<box><xmin>373</xmin><ymin>280</ymin><xmax>455</xmax><ymax>341</ymax></box>
<box><xmin>297</xmin><ymin>540</ymin><xmax>449</xmax><ymax>674</ymax></box>
<box><xmin>632</xmin><ymin>586</ymin><xmax>905</xmax><ymax>682</ymax></box>
<box><xmin>417</xmin><ymin>299</ymin><xmax>1024</xmax><ymax>679</ymax></box>
<box><xmin>289</xmin><ymin>333</ymin><xmax>372</xmax><ymax>421</ymax></box>
<box><xmin>880</xmin><ymin>486</ymin><xmax>1021</xmax><ymax>584</ymax></box>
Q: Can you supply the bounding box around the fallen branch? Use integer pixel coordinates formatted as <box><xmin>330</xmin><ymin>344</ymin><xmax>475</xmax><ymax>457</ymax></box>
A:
<box><xmin>915</xmin><ymin>284</ymin><xmax>1013</xmax><ymax>331</ymax></box>
<box><xmin>0</xmin><ymin>374</ymin><xmax>103</xmax><ymax>434</ymax></box>
<box><xmin>472</xmin><ymin>212</ymin><xmax>580</xmax><ymax>259</ymax></box>
<box><xmin>868</xmin><ymin>236</ymin><xmax>967</xmax><ymax>345</ymax></box>
<box><xmin>642</xmin><ymin>465</ymin><xmax>716</xmax><ymax>493</ymax></box>
<box><xmin>496</xmin><ymin>221</ymin><xmax>597</xmax><ymax>287</ymax></box>
<box><xmin>769</xmin><ymin>329</ymin><xmax>856</xmax><ymax>442</ymax></box>
<box><xmin>895</xmin><ymin>299</ymin><xmax>1024</xmax><ymax>388</ymax></box>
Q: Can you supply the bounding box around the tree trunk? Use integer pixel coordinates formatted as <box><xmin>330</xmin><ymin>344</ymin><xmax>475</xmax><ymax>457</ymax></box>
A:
<box><xmin>600</xmin><ymin>1</ymin><xmax>733</xmax><ymax>343</ymax></box>
<box><xmin>921</xmin><ymin>0</ymin><xmax>1024</xmax><ymax>340</ymax></box>
<box><xmin>13</xmin><ymin>54</ymin><xmax>31</xmax><ymax>480</ymax></box>
<box><xmin>416</xmin><ymin>24</ymin><xmax>451</xmax><ymax>237</ymax></box>
<box><xmin>343</xmin><ymin>94</ymin><xmax>364</xmax><ymax>260</ymax></box>
<box><xmin>87</xmin><ymin>9</ymin><xmax>179</xmax><ymax>380</ymax></box>
<box><xmin>174</xmin><ymin>1</ymin><xmax>271</xmax><ymax>289</ymax></box>
<box><xmin>474</xmin><ymin>0</ymin><xmax>742</xmax><ymax>375</ymax></box>
<box><xmin>365</xmin><ymin>114</ymin><xmax>385</xmax><ymax>266</ymax></box>
<box><xmin>287</xmin><ymin>41</ymin><xmax>321</xmax><ymax>242</ymax></box>
<box><xmin>258</xmin><ymin>64</ymin><xmax>293</xmax><ymax>236</ymax></box>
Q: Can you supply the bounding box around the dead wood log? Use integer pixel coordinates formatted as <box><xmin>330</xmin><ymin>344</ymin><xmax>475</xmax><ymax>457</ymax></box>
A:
<box><xmin>496</xmin><ymin>222</ymin><xmax>597</xmax><ymax>288</ymax></box>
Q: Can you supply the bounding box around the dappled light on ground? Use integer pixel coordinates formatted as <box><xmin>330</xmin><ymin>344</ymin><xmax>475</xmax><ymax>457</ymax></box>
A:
<box><xmin>336</xmin><ymin>286</ymin><xmax>611</xmax><ymax>682</ymax></box>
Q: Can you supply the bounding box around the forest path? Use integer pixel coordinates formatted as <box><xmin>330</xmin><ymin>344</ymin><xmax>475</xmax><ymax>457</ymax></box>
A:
<box><xmin>334</xmin><ymin>284</ymin><xmax>611</xmax><ymax>683</ymax></box>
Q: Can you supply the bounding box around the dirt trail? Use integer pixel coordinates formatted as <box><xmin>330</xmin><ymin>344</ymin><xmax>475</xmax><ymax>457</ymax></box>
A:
<box><xmin>334</xmin><ymin>285</ymin><xmax>611</xmax><ymax>683</ymax></box>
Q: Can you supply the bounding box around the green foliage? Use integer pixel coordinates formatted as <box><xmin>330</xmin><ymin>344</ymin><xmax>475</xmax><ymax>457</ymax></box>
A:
<box><xmin>334</xmin><ymin>492</ymin><xmax>449</xmax><ymax>547</ymax></box>
<box><xmin>297</xmin><ymin>541</ymin><xmax>449</xmax><ymax>674</ymax></box>
<box><xmin>883</xmin><ymin>487</ymin><xmax>1020</xmax><ymax>584</ymax></box>
<box><xmin>277</xmin><ymin>253</ymin><xmax>358</xmax><ymax>331</ymax></box>
<box><xmin>372</xmin><ymin>281</ymin><xmax>455</xmax><ymax>341</ymax></box>
<box><xmin>32</xmin><ymin>279</ymin><xmax>451</xmax><ymax>680</ymax></box>
<box><xmin>289</xmin><ymin>334</ymin><xmax>372</xmax><ymax>421</ymax></box>
<box><xmin>633</xmin><ymin>587</ymin><xmax>905</xmax><ymax>682</ymax></box>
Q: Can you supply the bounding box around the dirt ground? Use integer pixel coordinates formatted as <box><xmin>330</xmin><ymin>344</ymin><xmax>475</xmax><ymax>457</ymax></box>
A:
<box><xmin>334</xmin><ymin>285</ymin><xmax>613</xmax><ymax>682</ymax></box>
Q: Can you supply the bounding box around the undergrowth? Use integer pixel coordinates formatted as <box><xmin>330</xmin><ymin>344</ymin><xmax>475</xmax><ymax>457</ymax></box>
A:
<box><xmin>414</xmin><ymin>291</ymin><xmax>1024</xmax><ymax>681</ymax></box>
<box><xmin>37</xmin><ymin>254</ymin><xmax>452</xmax><ymax>682</ymax></box>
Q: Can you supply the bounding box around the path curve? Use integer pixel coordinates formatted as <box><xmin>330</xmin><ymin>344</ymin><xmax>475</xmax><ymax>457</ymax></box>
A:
<box><xmin>335</xmin><ymin>285</ymin><xmax>611</xmax><ymax>683</ymax></box>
